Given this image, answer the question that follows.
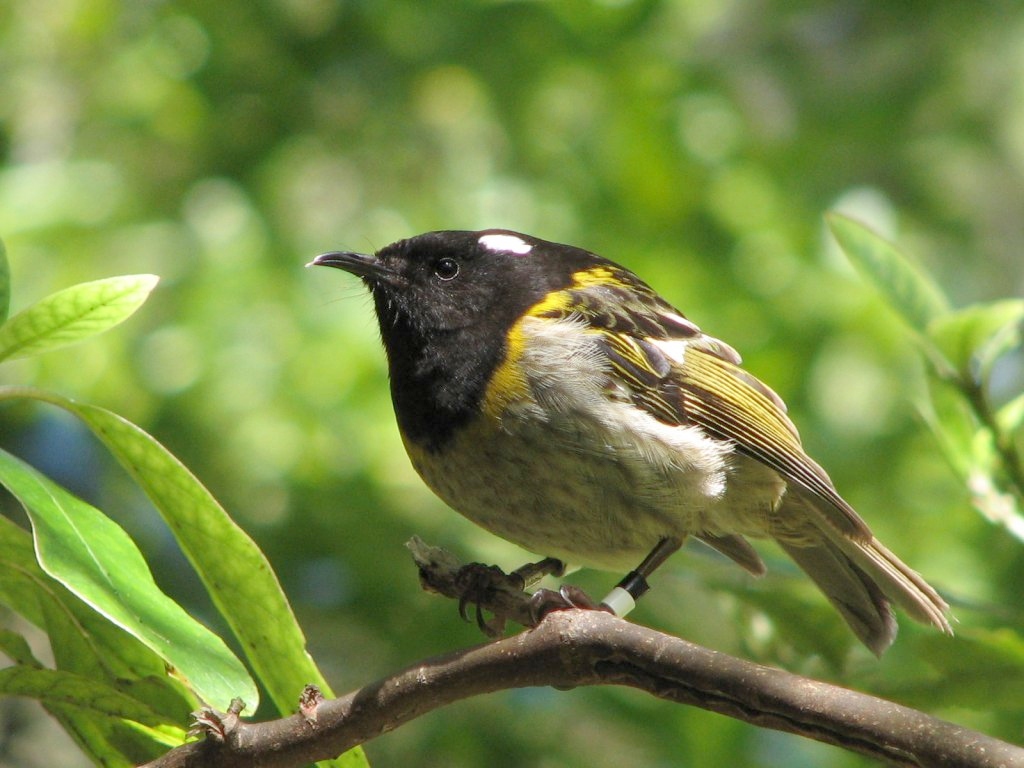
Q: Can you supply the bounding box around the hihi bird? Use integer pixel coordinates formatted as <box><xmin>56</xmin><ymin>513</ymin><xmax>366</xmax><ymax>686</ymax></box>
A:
<box><xmin>311</xmin><ymin>229</ymin><xmax>952</xmax><ymax>654</ymax></box>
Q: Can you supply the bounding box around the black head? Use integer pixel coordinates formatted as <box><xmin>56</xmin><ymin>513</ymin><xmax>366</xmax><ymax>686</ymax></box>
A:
<box><xmin>310</xmin><ymin>229</ymin><xmax>601</xmax><ymax>449</ymax></box>
<box><xmin>312</xmin><ymin>229</ymin><xmax>598</xmax><ymax>337</ymax></box>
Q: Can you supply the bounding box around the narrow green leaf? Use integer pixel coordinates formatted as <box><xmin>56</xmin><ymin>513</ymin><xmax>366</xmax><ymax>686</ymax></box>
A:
<box><xmin>88</xmin><ymin>410</ymin><xmax>361</xmax><ymax>766</ymax></box>
<box><xmin>38</xmin><ymin>582</ymin><xmax>155</xmax><ymax>682</ymax></box>
<box><xmin>0</xmin><ymin>515</ymin><xmax>180</xmax><ymax>693</ymax></box>
<box><xmin>0</xmin><ymin>512</ymin><xmax>50</xmax><ymax>627</ymax></box>
<box><xmin>826</xmin><ymin>213</ymin><xmax>950</xmax><ymax>336</ymax></box>
<box><xmin>46</xmin><ymin>703</ymin><xmax>138</xmax><ymax>768</ymax></box>
<box><xmin>35</xmin><ymin>580</ymin><xmax>197</xmax><ymax>723</ymax></box>
<box><xmin>0</xmin><ymin>388</ymin><xmax>366</xmax><ymax>767</ymax></box>
<box><xmin>998</xmin><ymin>391</ymin><xmax>1024</xmax><ymax>434</ymax></box>
<box><xmin>0</xmin><ymin>513</ymin><xmax>189</xmax><ymax>698</ymax></box>
<box><xmin>119</xmin><ymin>719</ymin><xmax>189</xmax><ymax>750</ymax></box>
<box><xmin>45</xmin><ymin>697</ymin><xmax>175</xmax><ymax>766</ymax></box>
<box><xmin>0</xmin><ymin>629</ymin><xmax>42</xmax><ymax>667</ymax></box>
<box><xmin>928</xmin><ymin>299</ymin><xmax>1024</xmax><ymax>381</ymax></box>
<box><xmin>67</xmin><ymin>403</ymin><xmax>324</xmax><ymax>709</ymax></box>
<box><xmin>36</xmin><ymin>587</ymin><xmax>193</xmax><ymax>763</ymax></box>
<box><xmin>0</xmin><ymin>518</ymin><xmax>187</xmax><ymax>766</ymax></box>
<box><xmin>60</xmin><ymin>405</ymin><xmax>326</xmax><ymax>695</ymax></box>
<box><xmin>0</xmin><ymin>447</ymin><xmax>257</xmax><ymax>710</ymax></box>
<box><xmin>0</xmin><ymin>666</ymin><xmax>171</xmax><ymax>726</ymax></box>
<box><xmin>71</xmin><ymin>406</ymin><xmax>348</xmax><ymax>713</ymax></box>
<box><xmin>0</xmin><ymin>274</ymin><xmax>158</xmax><ymax>362</ymax></box>
<box><xmin>918</xmin><ymin>377</ymin><xmax>979</xmax><ymax>479</ymax></box>
<box><xmin>0</xmin><ymin>237</ymin><xmax>9</xmax><ymax>323</ymax></box>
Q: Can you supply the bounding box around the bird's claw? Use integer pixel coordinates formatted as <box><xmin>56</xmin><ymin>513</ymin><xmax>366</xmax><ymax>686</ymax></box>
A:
<box><xmin>453</xmin><ymin>562</ymin><xmax>526</xmax><ymax>636</ymax></box>
<box><xmin>527</xmin><ymin>584</ymin><xmax>612</xmax><ymax>625</ymax></box>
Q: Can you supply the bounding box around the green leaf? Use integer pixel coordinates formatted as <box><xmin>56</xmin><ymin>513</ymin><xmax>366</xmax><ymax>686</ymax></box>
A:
<box><xmin>35</xmin><ymin>578</ymin><xmax>197</xmax><ymax>720</ymax></box>
<box><xmin>916</xmin><ymin>380</ymin><xmax>1024</xmax><ymax>541</ymax></box>
<box><xmin>998</xmin><ymin>391</ymin><xmax>1024</xmax><ymax>434</ymax></box>
<box><xmin>0</xmin><ymin>389</ymin><xmax>367</xmax><ymax>767</ymax></box>
<box><xmin>0</xmin><ymin>666</ymin><xmax>171</xmax><ymax>726</ymax></box>
<box><xmin>119</xmin><ymin>719</ymin><xmax>190</xmax><ymax>750</ymax></box>
<box><xmin>16</xmin><ymin>578</ymin><xmax>195</xmax><ymax>765</ymax></box>
<box><xmin>0</xmin><ymin>274</ymin><xmax>158</xmax><ymax>362</ymax></box>
<box><xmin>0</xmin><ymin>447</ymin><xmax>257</xmax><ymax>710</ymax></box>
<box><xmin>68</xmin><ymin>403</ymin><xmax>322</xmax><ymax>706</ymax></box>
<box><xmin>0</xmin><ymin>515</ymin><xmax>178</xmax><ymax>694</ymax></box>
<box><xmin>0</xmin><ymin>628</ymin><xmax>42</xmax><ymax>667</ymax></box>
<box><xmin>46</xmin><ymin>704</ymin><xmax>138</xmax><ymax>768</ymax></box>
<box><xmin>0</xmin><ymin>522</ymin><xmax>193</xmax><ymax>763</ymax></box>
<box><xmin>0</xmin><ymin>237</ymin><xmax>9</xmax><ymax>323</ymax></box>
<box><xmin>918</xmin><ymin>376</ymin><xmax>980</xmax><ymax>479</ymax></box>
<box><xmin>38</xmin><ymin>583</ymin><xmax>158</xmax><ymax>683</ymax></box>
<box><xmin>103</xmin><ymin>437</ymin><xmax>363</xmax><ymax>768</ymax></box>
<box><xmin>55</xmin><ymin>403</ymin><xmax>327</xmax><ymax>703</ymax></box>
<box><xmin>0</xmin><ymin>512</ymin><xmax>190</xmax><ymax>703</ymax></box>
<box><xmin>928</xmin><ymin>299</ymin><xmax>1024</xmax><ymax>381</ymax></box>
<box><xmin>826</xmin><ymin>213</ymin><xmax>950</xmax><ymax>336</ymax></box>
<box><xmin>0</xmin><ymin>512</ymin><xmax>51</xmax><ymax>627</ymax></box>
<box><xmin>44</xmin><ymin>695</ymin><xmax>176</xmax><ymax>766</ymax></box>
<box><xmin>71</xmin><ymin>406</ymin><xmax>360</xmax><ymax>741</ymax></box>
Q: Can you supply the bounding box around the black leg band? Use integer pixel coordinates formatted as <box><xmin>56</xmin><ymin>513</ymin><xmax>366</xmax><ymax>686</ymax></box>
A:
<box><xmin>616</xmin><ymin>570</ymin><xmax>651</xmax><ymax>601</ymax></box>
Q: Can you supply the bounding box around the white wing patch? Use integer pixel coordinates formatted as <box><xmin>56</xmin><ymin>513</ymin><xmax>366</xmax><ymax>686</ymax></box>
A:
<box><xmin>478</xmin><ymin>233</ymin><xmax>533</xmax><ymax>254</ymax></box>
<box><xmin>646</xmin><ymin>337</ymin><xmax>689</xmax><ymax>364</ymax></box>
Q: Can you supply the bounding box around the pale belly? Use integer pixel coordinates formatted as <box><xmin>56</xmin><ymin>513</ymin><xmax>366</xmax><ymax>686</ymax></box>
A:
<box><xmin>404</xmin><ymin>405</ymin><xmax>786</xmax><ymax>573</ymax></box>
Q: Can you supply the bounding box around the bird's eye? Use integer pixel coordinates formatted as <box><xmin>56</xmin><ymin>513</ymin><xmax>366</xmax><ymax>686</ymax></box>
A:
<box><xmin>434</xmin><ymin>257</ymin><xmax>460</xmax><ymax>281</ymax></box>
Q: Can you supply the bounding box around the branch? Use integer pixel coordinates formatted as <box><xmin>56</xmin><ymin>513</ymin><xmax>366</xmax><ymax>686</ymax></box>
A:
<box><xmin>141</xmin><ymin>545</ymin><xmax>1024</xmax><ymax>768</ymax></box>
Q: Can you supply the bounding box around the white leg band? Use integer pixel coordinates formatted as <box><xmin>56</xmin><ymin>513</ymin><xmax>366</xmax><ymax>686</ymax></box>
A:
<box><xmin>600</xmin><ymin>586</ymin><xmax>637</xmax><ymax>617</ymax></box>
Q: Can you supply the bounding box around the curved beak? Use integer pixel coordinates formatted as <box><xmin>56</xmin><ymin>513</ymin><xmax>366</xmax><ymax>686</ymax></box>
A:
<box><xmin>308</xmin><ymin>250</ymin><xmax>377</xmax><ymax>277</ymax></box>
<box><xmin>308</xmin><ymin>250</ymin><xmax>407</xmax><ymax>288</ymax></box>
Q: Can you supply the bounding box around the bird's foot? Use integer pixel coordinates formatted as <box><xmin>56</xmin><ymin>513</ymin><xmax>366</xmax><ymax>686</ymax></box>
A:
<box><xmin>453</xmin><ymin>558</ymin><xmax>586</xmax><ymax>635</ymax></box>
<box><xmin>527</xmin><ymin>584</ymin><xmax>613</xmax><ymax>625</ymax></box>
<box><xmin>453</xmin><ymin>562</ymin><xmax>528</xmax><ymax>637</ymax></box>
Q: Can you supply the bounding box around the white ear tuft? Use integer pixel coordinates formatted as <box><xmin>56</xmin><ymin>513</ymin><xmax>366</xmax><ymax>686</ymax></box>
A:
<box><xmin>478</xmin><ymin>233</ymin><xmax>533</xmax><ymax>255</ymax></box>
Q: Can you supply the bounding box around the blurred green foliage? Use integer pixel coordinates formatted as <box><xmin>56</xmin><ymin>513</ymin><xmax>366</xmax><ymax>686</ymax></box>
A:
<box><xmin>1</xmin><ymin>1</ymin><xmax>1023</xmax><ymax>766</ymax></box>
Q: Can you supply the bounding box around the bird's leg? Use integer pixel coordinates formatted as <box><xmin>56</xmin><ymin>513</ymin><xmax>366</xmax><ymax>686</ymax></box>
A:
<box><xmin>511</xmin><ymin>556</ymin><xmax>565</xmax><ymax>589</ymax></box>
<box><xmin>600</xmin><ymin>536</ymin><xmax>683</xmax><ymax>617</ymax></box>
<box><xmin>529</xmin><ymin>537</ymin><xmax>684</xmax><ymax>623</ymax></box>
<box><xmin>452</xmin><ymin>557</ymin><xmax>566</xmax><ymax>636</ymax></box>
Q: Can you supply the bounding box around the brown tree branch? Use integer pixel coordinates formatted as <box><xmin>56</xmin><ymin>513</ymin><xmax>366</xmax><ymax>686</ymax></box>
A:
<box><xmin>140</xmin><ymin>543</ymin><xmax>1024</xmax><ymax>768</ymax></box>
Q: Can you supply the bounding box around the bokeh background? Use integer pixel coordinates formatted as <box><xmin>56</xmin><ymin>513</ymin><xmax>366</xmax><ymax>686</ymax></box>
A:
<box><xmin>2</xmin><ymin>2</ymin><xmax>1023</xmax><ymax>766</ymax></box>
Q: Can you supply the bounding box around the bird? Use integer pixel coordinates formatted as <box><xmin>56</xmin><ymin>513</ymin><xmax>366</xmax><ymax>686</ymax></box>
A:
<box><xmin>310</xmin><ymin>228</ymin><xmax>952</xmax><ymax>654</ymax></box>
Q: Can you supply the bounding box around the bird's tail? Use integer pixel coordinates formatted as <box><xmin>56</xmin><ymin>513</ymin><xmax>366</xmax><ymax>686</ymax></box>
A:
<box><xmin>775</xmin><ymin>494</ymin><xmax>952</xmax><ymax>656</ymax></box>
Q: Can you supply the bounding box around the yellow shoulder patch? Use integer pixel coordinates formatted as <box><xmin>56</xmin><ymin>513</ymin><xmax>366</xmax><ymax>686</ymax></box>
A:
<box><xmin>480</xmin><ymin>319</ymin><xmax>531</xmax><ymax>418</ymax></box>
<box><xmin>481</xmin><ymin>268</ymin><xmax>604</xmax><ymax>418</ymax></box>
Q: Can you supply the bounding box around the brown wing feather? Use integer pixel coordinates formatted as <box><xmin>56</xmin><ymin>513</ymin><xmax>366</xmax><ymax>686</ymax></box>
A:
<box><xmin>571</xmin><ymin>274</ymin><xmax>948</xmax><ymax>647</ymax></box>
<box><xmin>567</xmin><ymin>271</ymin><xmax>871</xmax><ymax>541</ymax></box>
<box><xmin>676</xmin><ymin>346</ymin><xmax>872</xmax><ymax>540</ymax></box>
